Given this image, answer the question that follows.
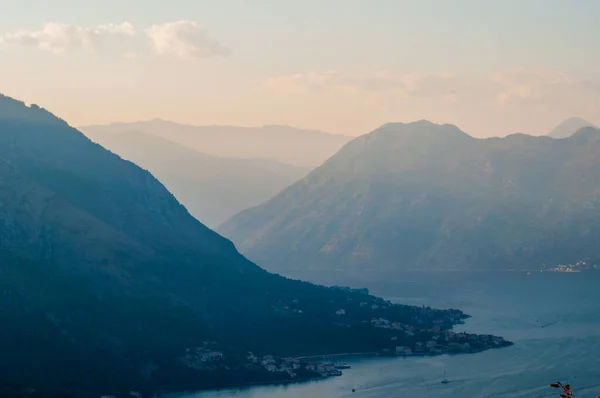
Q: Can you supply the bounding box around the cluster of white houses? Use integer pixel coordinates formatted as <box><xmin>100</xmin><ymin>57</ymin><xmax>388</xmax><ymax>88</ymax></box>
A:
<box><xmin>247</xmin><ymin>353</ymin><xmax>343</xmax><ymax>378</ymax></box>
<box><xmin>395</xmin><ymin>330</ymin><xmax>508</xmax><ymax>356</ymax></box>
<box><xmin>181</xmin><ymin>346</ymin><xmax>225</xmax><ymax>369</ymax></box>
<box><xmin>247</xmin><ymin>353</ymin><xmax>303</xmax><ymax>378</ymax></box>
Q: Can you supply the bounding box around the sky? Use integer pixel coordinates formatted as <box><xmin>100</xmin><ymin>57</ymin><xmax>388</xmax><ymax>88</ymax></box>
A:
<box><xmin>1</xmin><ymin>0</ymin><xmax>599</xmax><ymax>137</ymax></box>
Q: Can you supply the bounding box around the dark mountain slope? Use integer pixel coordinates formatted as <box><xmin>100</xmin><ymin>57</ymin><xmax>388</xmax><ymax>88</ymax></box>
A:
<box><xmin>0</xmin><ymin>96</ymin><xmax>500</xmax><ymax>396</ymax></box>
<box><xmin>219</xmin><ymin>121</ymin><xmax>600</xmax><ymax>274</ymax></box>
<box><xmin>83</xmin><ymin>130</ymin><xmax>308</xmax><ymax>228</ymax></box>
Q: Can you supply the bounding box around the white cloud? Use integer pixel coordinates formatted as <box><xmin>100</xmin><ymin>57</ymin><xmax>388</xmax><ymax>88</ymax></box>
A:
<box><xmin>0</xmin><ymin>22</ymin><xmax>135</xmax><ymax>53</ymax></box>
<box><xmin>492</xmin><ymin>70</ymin><xmax>600</xmax><ymax>106</ymax></box>
<box><xmin>144</xmin><ymin>20</ymin><xmax>229</xmax><ymax>59</ymax></box>
<box><xmin>0</xmin><ymin>20</ymin><xmax>228</xmax><ymax>60</ymax></box>
<box><xmin>264</xmin><ymin>70</ymin><xmax>600</xmax><ymax>108</ymax></box>
<box><xmin>263</xmin><ymin>71</ymin><xmax>467</xmax><ymax>102</ymax></box>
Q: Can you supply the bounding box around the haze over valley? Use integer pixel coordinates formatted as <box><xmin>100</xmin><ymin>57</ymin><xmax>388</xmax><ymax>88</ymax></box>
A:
<box><xmin>2</xmin><ymin>1</ymin><xmax>600</xmax><ymax>397</ymax></box>
<box><xmin>83</xmin><ymin>129</ymin><xmax>311</xmax><ymax>228</ymax></box>
<box><xmin>81</xmin><ymin>121</ymin><xmax>352</xmax><ymax>168</ymax></box>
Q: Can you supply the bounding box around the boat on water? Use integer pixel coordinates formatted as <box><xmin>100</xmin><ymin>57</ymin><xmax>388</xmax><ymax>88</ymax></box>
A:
<box><xmin>334</xmin><ymin>361</ymin><xmax>351</xmax><ymax>369</ymax></box>
<box><xmin>441</xmin><ymin>370</ymin><xmax>449</xmax><ymax>384</ymax></box>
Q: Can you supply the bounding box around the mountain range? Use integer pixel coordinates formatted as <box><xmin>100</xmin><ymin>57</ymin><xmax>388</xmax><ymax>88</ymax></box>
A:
<box><xmin>83</xmin><ymin>130</ymin><xmax>308</xmax><ymax>228</ymax></box>
<box><xmin>220</xmin><ymin>120</ymin><xmax>600</xmax><ymax>274</ymax></box>
<box><xmin>0</xmin><ymin>95</ymin><xmax>488</xmax><ymax>396</ymax></box>
<box><xmin>80</xmin><ymin>120</ymin><xmax>353</xmax><ymax>168</ymax></box>
<box><xmin>547</xmin><ymin>117</ymin><xmax>597</xmax><ymax>139</ymax></box>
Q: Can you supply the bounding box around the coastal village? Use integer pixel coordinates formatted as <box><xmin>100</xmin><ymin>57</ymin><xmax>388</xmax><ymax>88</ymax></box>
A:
<box><xmin>181</xmin><ymin>328</ymin><xmax>509</xmax><ymax>382</ymax></box>
<box><xmin>242</xmin><ymin>324</ymin><xmax>509</xmax><ymax>380</ymax></box>
<box><xmin>93</xmin><ymin>292</ymin><xmax>512</xmax><ymax>398</ymax></box>
<box><xmin>180</xmin><ymin>294</ymin><xmax>512</xmax><ymax>383</ymax></box>
<box><xmin>545</xmin><ymin>260</ymin><xmax>600</xmax><ymax>272</ymax></box>
<box><xmin>99</xmin><ymin>321</ymin><xmax>511</xmax><ymax>398</ymax></box>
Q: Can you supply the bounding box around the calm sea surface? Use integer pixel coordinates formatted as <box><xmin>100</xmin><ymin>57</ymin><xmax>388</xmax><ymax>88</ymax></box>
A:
<box><xmin>166</xmin><ymin>271</ymin><xmax>600</xmax><ymax>398</ymax></box>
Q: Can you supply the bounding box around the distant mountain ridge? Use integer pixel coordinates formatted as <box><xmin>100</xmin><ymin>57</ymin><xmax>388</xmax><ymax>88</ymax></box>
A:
<box><xmin>80</xmin><ymin>120</ymin><xmax>353</xmax><ymax>168</ymax></box>
<box><xmin>219</xmin><ymin>120</ymin><xmax>600</xmax><ymax>274</ymax></box>
<box><xmin>84</xmin><ymin>130</ymin><xmax>309</xmax><ymax>228</ymax></box>
<box><xmin>547</xmin><ymin>117</ymin><xmax>597</xmax><ymax>138</ymax></box>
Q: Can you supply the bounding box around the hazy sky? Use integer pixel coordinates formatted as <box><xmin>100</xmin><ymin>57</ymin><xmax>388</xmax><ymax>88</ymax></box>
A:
<box><xmin>1</xmin><ymin>0</ymin><xmax>599</xmax><ymax>137</ymax></box>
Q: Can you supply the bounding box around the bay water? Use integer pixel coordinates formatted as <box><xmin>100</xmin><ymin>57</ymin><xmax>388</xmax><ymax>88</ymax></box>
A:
<box><xmin>167</xmin><ymin>271</ymin><xmax>600</xmax><ymax>398</ymax></box>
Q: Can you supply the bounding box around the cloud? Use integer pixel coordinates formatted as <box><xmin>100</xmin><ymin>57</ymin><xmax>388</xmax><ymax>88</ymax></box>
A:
<box><xmin>144</xmin><ymin>20</ymin><xmax>229</xmax><ymax>59</ymax></box>
<box><xmin>263</xmin><ymin>70</ymin><xmax>600</xmax><ymax>108</ymax></box>
<box><xmin>0</xmin><ymin>20</ymin><xmax>227</xmax><ymax>60</ymax></box>
<box><xmin>493</xmin><ymin>70</ymin><xmax>600</xmax><ymax>106</ymax></box>
<box><xmin>263</xmin><ymin>71</ymin><xmax>469</xmax><ymax>102</ymax></box>
<box><xmin>0</xmin><ymin>22</ymin><xmax>135</xmax><ymax>53</ymax></box>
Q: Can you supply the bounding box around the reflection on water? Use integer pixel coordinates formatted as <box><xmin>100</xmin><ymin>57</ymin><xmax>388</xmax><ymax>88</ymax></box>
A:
<box><xmin>165</xmin><ymin>272</ymin><xmax>600</xmax><ymax>398</ymax></box>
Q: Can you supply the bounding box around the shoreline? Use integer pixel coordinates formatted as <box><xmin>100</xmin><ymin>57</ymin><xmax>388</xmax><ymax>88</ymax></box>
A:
<box><xmin>158</xmin><ymin>343</ymin><xmax>513</xmax><ymax>397</ymax></box>
<box><xmin>12</xmin><ymin>336</ymin><xmax>515</xmax><ymax>398</ymax></box>
<box><xmin>156</xmin><ymin>375</ymin><xmax>329</xmax><ymax>397</ymax></box>
<box><xmin>156</xmin><ymin>309</ymin><xmax>513</xmax><ymax>397</ymax></box>
<box><xmin>38</xmin><ymin>297</ymin><xmax>511</xmax><ymax>397</ymax></box>
<box><xmin>296</xmin><ymin>352</ymin><xmax>378</xmax><ymax>360</ymax></box>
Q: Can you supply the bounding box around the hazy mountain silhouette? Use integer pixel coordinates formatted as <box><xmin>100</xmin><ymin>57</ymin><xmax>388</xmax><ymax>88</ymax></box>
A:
<box><xmin>84</xmin><ymin>130</ymin><xmax>308</xmax><ymax>228</ymax></box>
<box><xmin>0</xmin><ymin>95</ymin><xmax>461</xmax><ymax>395</ymax></box>
<box><xmin>80</xmin><ymin>120</ymin><xmax>352</xmax><ymax>168</ymax></box>
<box><xmin>220</xmin><ymin>121</ymin><xmax>600</xmax><ymax>274</ymax></box>
<box><xmin>547</xmin><ymin>117</ymin><xmax>597</xmax><ymax>138</ymax></box>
